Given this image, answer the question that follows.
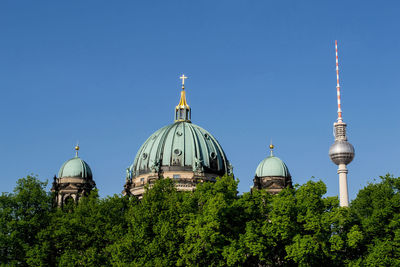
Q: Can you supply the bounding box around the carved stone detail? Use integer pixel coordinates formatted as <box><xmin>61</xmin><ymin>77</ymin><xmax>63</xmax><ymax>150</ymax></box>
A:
<box><xmin>253</xmin><ymin>175</ymin><xmax>292</xmax><ymax>194</ymax></box>
<box><xmin>51</xmin><ymin>175</ymin><xmax>96</xmax><ymax>207</ymax></box>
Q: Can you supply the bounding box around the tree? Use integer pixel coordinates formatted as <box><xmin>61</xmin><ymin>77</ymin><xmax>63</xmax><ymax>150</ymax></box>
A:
<box><xmin>0</xmin><ymin>175</ymin><xmax>53</xmax><ymax>265</ymax></box>
<box><xmin>178</xmin><ymin>175</ymin><xmax>242</xmax><ymax>266</ymax></box>
<box><xmin>224</xmin><ymin>180</ymin><xmax>350</xmax><ymax>266</ymax></box>
<box><xmin>348</xmin><ymin>174</ymin><xmax>400</xmax><ymax>266</ymax></box>
<box><xmin>108</xmin><ymin>178</ymin><xmax>193</xmax><ymax>266</ymax></box>
<box><xmin>26</xmin><ymin>190</ymin><xmax>131</xmax><ymax>266</ymax></box>
<box><xmin>4</xmin><ymin>173</ymin><xmax>400</xmax><ymax>266</ymax></box>
<box><xmin>282</xmin><ymin>180</ymin><xmax>346</xmax><ymax>266</ymax></box>
<box><xmin>222</xmin><ymin>189</ymin><xmax>273</xmax><ymax>266</ymax></box>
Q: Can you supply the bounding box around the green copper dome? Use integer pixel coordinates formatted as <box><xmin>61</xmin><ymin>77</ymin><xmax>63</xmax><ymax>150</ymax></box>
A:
<box><xmin>58</xmin><ymin>156</ymin><xmax>93</xmax><ymax>179</ymax></box>
<box><xmin>255</xmin><ymin>155</ymin><xmax>290</xmax><ymax>178</ymax></box>
<box><xmin>129</xmin><ymin>121</ymin><xmax>231</xmax><ymax>178</ymax></box>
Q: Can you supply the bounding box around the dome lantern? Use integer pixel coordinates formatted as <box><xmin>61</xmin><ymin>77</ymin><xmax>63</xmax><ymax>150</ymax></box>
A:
<box><xmin>175</xmin><ymin>74</ymin><xmax>191</xmax><ymax>122</ymax></box>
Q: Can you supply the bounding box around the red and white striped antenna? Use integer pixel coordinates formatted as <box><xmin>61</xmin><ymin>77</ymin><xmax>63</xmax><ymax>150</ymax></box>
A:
<box><xmin>335</xmin><ymin>40</ymin><xmax>343</xmax><ymax>122</ymax></box>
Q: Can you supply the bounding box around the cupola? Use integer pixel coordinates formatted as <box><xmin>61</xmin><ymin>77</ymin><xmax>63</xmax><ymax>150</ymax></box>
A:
<box><xmin>51</xmin><ymin>145</ymin><xmax>96</xmax><ymax>206</ymax></box>
<box><xmin>58</xmin><ymin>145</ymin><xmax>93</xmax><ymax>179</ymax></box>
<box><xmin>253</xmin><ymin>144</ymin><xmax>292</xmax><ymax>194</ymax></box>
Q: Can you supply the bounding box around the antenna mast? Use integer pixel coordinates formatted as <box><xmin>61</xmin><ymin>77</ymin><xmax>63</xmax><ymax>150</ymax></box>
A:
<box><xmin>335</xmin><ymin>40</ymin><xmax>343</xmax><ymax>122</ymax></box>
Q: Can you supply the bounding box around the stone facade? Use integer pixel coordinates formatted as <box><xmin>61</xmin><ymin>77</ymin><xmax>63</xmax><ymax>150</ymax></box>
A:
<box><xmin>253</xmin><ymin>175</ymin><xmax>292</xmax><ymax>194</ymax></box>
<box><xmin>51</xmin><ymin>176</ymin><xmax>96</xmax><ymax>207</ymax></box>
<box><xmin>123</xmin><ymin>170</ymin><xmax>219</xmax><ymax>198</ymax></box>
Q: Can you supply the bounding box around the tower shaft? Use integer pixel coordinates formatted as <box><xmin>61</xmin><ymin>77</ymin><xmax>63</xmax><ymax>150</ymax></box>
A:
<box><xmin>338</xmin><ymin>164</ymin><xmax>349</xmax><ymax>207</ymax></box>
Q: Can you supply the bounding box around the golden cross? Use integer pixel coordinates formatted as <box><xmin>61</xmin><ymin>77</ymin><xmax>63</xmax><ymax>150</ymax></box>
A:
<box><xmin>180</xmin><ymin>74</ymin><xmax>188</xmax><ymax>86</ymax></box>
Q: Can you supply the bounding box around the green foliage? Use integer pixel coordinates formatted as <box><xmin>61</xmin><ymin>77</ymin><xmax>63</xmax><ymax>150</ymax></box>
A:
<box><xmin>0</xmin><ymin>175</ymin><xmax>52</xmax><ymax>265</ymax></box>
<box><xmin>2</xmin><ymin>174</ymin><xmax>400</xmax><ymax>266</ymax></box>
<box><xmin>347</xmin><ymin>174</ymin><xmax>400</xmax><ymax>266</ymax></box>
<box><xmin>109</xmin><ymin>178</ymin><xmax>189</xmax><ymax>266</ymax></box>
<box><xmin>28</xmin><ymin>191</ymin><xmax>131</xmax><ymax>266</ymax></box>
<box><xmin>178</xmin><ymin>175</ymin><xmax>241</xmax><ymax>266</ymax></box>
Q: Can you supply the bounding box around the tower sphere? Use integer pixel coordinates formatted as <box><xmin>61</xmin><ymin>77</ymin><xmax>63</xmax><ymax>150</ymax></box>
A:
<box><xmin>329</xmin><ymin>140</ymin><xmax>355</xmax><ymax>165</ymax></box>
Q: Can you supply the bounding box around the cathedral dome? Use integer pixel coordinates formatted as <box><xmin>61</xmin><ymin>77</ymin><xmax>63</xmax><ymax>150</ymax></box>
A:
<box><xmin>124</xmin><ymin>75</ymin><xmax>232</xmax><ymax>198</ymax></box>
<box><xmin>127</xmin><ymin>75</ymin><xmax>231</xmax><ymax>181</ymax></box>
<box><xmin>255</xmin><ymin>145</ymin><xmax>290</xmax><ymax>178</ymax></box>
<box><xmin>129</xmin><ymin>121</ymin><xmax>230</xmax><ymax>178</ymax></box>
<box><xmin>58</xmin><ymin>149</ymin><xmax>93</xmax><ymax>179</ymax></box>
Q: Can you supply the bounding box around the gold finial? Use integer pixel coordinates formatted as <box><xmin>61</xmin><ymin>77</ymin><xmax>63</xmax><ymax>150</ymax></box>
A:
<box><xmin>269</xmin><ymin>141</ymin><xmax>274</xmax><ymax>157</ymax></box>
<box><xmin>176</xmin><ymin>74</ymin><xmax>190</xmax><ymax>109</ymax></box>
<box><xmin>75</xmin><ymin>144</ymin><xmax>80</xmax><ymax>157</ymax></box>
<box><xmin>180</xmin><ymin>74</ymin><xmax>188</xmax><ymax>89</ymax></box>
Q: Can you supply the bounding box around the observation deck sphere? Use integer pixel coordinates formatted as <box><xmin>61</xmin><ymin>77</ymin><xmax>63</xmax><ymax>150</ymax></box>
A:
<box><xmin>329</xmin><ymin>140</ymin><xmax>355</xmax><ymax>165</ymax></box>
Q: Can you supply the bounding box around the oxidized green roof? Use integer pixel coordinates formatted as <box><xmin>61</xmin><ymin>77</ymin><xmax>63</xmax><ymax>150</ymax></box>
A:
<box><xmin>58</xmin><ymin>157</ymin><xmax>93</xmax><ymax>179</ymax></box>
<box><xmin>129</xmin><ymin>121</ymin><xmax>231</xmax><ymax>177</ymax></box>
<box><xmin>255</xmin><ymin>156</ymin><xmax>290</xmax><ymax>178</ymax></box>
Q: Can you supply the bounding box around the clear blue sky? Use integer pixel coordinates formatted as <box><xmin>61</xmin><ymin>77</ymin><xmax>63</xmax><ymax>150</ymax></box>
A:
<box><xmin>1</xmin><ymin>1</ymin><xmax>399</xmax><ymax>200</ymax></box>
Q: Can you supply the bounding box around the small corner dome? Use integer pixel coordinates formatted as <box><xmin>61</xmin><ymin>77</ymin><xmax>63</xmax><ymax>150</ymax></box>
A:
<box><xmin>255</xmin><ymin>156</ymin><xmax>291</xmax><ymax>178</ymax></box>
<box><xmin>58</xmin><ymin>157</ymin><xmax>93</xmax><ymax>179</ymax></box>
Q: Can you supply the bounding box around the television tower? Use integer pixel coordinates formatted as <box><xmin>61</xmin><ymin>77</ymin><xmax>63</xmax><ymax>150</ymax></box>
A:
<box><xmin>329</xmin><ymin>40</ymin><xmax>355</xmax><ymax>207</ymax></box>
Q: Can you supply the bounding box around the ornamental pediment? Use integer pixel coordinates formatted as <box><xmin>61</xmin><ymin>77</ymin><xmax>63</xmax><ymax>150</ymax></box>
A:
<box><xmin>62</xmin><ymin>184</ymin><xmax>80</xmax><ymax>190</ymax></box>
